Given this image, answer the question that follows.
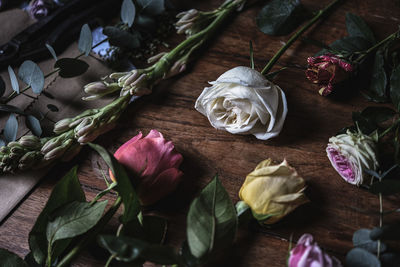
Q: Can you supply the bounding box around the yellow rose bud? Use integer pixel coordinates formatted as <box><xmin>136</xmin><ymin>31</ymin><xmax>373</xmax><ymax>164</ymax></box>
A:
<box><xmin>239</xmin><ymin>159</ymin><xmax>308</xmax><ymax>224</ymax></box>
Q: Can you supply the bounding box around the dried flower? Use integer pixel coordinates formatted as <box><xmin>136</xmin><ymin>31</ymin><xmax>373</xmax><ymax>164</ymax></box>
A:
<box><xmin>289</xmin><ymin>234</ymin><xmax>342</xmax><ymax>267</ymax></box>
<box><xmin>195</xmin><ymin>66</ymin><xmax>288</xmax><ymax>140</ymax></box>
<box><xmin>326</xmin><ymin>130</ymin><xmax>379</xmax><ymax>186</ymax></box>
<box><xmin>111</xmin><ymin>130</ymin><xmax>183</xmax><ymax>205</ymax></box>
<box><xmin>29</xmin><ymin>0</ymin><xmax>53</xmax><ymax>19</ymax></box>
<box><xmin>239</xmin><ymin>159</ymin><xmax>308</xmax><ymax>224</ymax></box>
<box><xmin>306</xmin><ymin>53</ymin><xmax>353</xmax><ymax>96</ymax></box>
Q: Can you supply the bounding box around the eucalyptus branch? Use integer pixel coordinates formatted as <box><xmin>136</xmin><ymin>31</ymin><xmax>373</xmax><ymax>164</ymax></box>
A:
<box><xmin>0</xmin><ymin>0</ymin><xmax>246</xmax><ymax>174</ymax></box>
<box><xmin>261</xmin><ymin>0</ymin><xmax>341</xmax><ymax>75</ymax></box>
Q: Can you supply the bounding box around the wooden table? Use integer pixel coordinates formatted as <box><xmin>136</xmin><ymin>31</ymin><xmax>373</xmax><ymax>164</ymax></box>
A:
<box><xmin>1</xmin><ymin>0</ymin><xmax>400</xmax><ymax>266</ymax></box>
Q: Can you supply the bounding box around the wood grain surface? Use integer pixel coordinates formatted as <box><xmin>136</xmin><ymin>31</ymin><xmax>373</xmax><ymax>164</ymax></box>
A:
<box><xmin>1</xmin><ymin>0</ymin><xmax>400</xmax><ymax>266</ymax></box>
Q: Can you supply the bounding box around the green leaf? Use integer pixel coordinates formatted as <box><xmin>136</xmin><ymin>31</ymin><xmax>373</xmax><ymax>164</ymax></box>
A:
<box><xmin>330</xmin><ymin>36</ymin><xmax>371</xmax><ymax>54</ymax></box>
<box><xmin>4</xmin><ymin>113</ymin><xmax>18</xmax><ymax>143</ymax></box>
<box><xmin>369</xmin><ymin>179</ymin><xmax>400</xmax><ymax>195</ymax></box>
<box><xmin>346</xmin><ymin>13</ymin><xmax>376</xmax><ymax>44</ymax></box>
<box><xmin>186</xmin><ymin>176</ymin><xmax>237</xmax><ymax>261</ymax></box>
<box><xmin>103</xmin><ymin>26</ymin><xmax>141</xmax><ymax>50</ymax></box>
<box><xmin>361</xmin><ymin>107</ymin><xmax>396</xmax><ymax>124</ymax></box>
<box><xmin>98</xmin><ymin>235</ymin><xmax>182</xmax><ymax>264</ymax></box>
<box><xmin>8</xmin><ymin>66</ymin><xmax>19</xmax><ymax>94</ymax></box>
<box><xmin>54</xmin><ymin>58</ymin><xmax>89</xmax><ymax>78</ymax></box>
<box><xmin>88</xmin><ymin>143</ymin><xmax>140</xmax><ymax>224</ymax></box>
<box><xmin>121</xmin><ymin>0</ymin><xmax>136</xmax><ymax>27</ymax></box>
<box><xmin>390</xmin><ymin>64</ymin><xmax>400</xmax><ymax>111</ymax></box>
<box><xmin>352</xmin><ymin>111</ymin><xmax>378</xmax><ymax>135</ymax></box>
<box><xmin>29</xmin><ymin>166</ymin><xmax>85</xmax><ymax>265</ymax></box>
<box><xmin>0</xmin><ymin>104</ymin><xmax>25</xmax><ymax>115</ymax></box>
<box><xmin>26</xmin><ymin>115</ymin><xmax>42</xmax><ymax>137</ymax></box>
<box><xmin>45</xmin><ymin>44</ymin><xmax>57</xmax><ymax>61</ymax></box>
<box><xmin>353</xmin><ymin>229</ymin><xmax>387</xmax><ymax>253</ymax></box>
<box><xmin>78</xmin><ymin>24</ymin><xmax>93</xmax><ymax>56</ymax></box>
<box><xmin>0</xmin><ymin>248</ymin><xmax>28</xmax><ymax>267</ymax></box>
<box><xmin>346</xmin><ymin>248</ymin><xmax>381</xmax><ymax>267</ymax></box>
<box><xmin>18</xmin><ymin>60</ymin><xmax>45</xmax><ymax>94</ymax></box>
<box><xmin>137</xmin><ymin>0</ymin><xmax>165</xmax><ymax>16</ymax></box>
<box><xmin>46</xmin><ymin>201</ymin><xmax>107</xmax><ymax>246</ymax></box>
<box><xmin>0</xmin><ymin>75</ymin><xmax>5</xmax><ymax>97</ymax></box>
<box><xmin>368</xmin><ymin>50</ymin><xmax>388</xmax><ymax>99</ymax></box>
<box><xmin>256</xmin><ymin>0</ymin><xmax>306</xmax><ymax>36</ymax></box>
<box><xmin>370</xmin><ymin>225</ymin><xmax>400</xmax><ymax>241</ymax></box>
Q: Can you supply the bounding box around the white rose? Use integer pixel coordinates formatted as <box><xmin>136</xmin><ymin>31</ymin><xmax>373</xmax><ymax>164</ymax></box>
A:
<box><xmin>194</xmin><ymin>66</ymin><xmax>288</xmax><ymax>140</ymax></box>
<box><xmin>326</xmin><ymin>130</ymin><xmax>379</xmax><ymax>186</ymax></box>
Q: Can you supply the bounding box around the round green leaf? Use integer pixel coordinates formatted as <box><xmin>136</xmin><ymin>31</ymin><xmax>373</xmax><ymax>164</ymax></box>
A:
<box><xmin>345</xmin><ymin>13</ymin><xmax>376</xmax><ymax>44</ymax></box>
<box><xmin>45</xmin><ymin>44</ymin><xmax>58</xmax><ymax>61</ymax></box>
<box><xmin>26</xmin><ymin>115</ymin><xmax>42</xmax><ymax>137</ymax></box>
<box><xmin>361</xmin><ymin>107</ymin><xmax>396</xmax><ymax>124</ymax></box>
<box><xmin>54</xmin><ymin>58</ymin><xmax>89</xmax><ymax>78</ymax></box>
<box><xmin>121</xmin><ymin>0</ymin><xmax>136</xmax><ymax>27</ymax></box>
<box><xmin>346</xmin><ymin>248</ymin><xmax>381</xmax><ymax>267</ymax></box>
<box><xmin>103</xmin><ymin>26</ymin><xmax>141</xmax><ymax>50</ymax></box>
<box><xmin>353</xmin><ymin>229</ymin><xmax>387</xmax><ymax>253</ymax></box>
<box><xmin>8</xmin><ymin>66</ymin><xmax>19</xmax><ymax>94</ymax></box>
<box><xmin>138</xmin><ymin>0</ymin><xmax>165</xmax><ymax>16</ymax></box>
<box><xmin>18</xmin><ymin>60</ymin><xmax>45</xmax><ymax>94</ymax></box>
<box><xmin>4</xmin><ymin>113</ymin><xmax>18</xmax><ymax>143</ymax></box>
<box><xmin>78</xmin><ymin>24</ymin><xmax>93</xmax><ymax>56</ymax></box>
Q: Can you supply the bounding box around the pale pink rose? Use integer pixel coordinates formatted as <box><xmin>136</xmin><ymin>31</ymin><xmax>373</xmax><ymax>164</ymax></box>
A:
<box><xmin>111</xmin><ymin>130</ymin><xmax>183</xmax><ymax>205</ymax></box>
<box><xmin>289</xmin><ymin>234</ymin><xmax>342</xmax><ymax>267</ymax></box>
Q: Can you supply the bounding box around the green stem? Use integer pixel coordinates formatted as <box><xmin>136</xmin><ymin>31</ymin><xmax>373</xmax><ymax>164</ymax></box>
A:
<box><xmin>355</xmin><ymin>30</ymin><xmax>400</xmax><ymax>63</ymax></box>
<box><xmin>379</xmin><ymin>119</ymin><xmax>400</xmax><ymax>139</ymax></box>
<box><xmin>89</xmin><ymin>182</ymin><xmax>117</xmax><ymax>206</ymax></box>
<box><xmin>55</xmin><ymin>196</ymin><xmax>122</xmax><ymax>267</ymax></box>
<box><xmin>3</xmin><ymin>38</ymin><xmax>109</xmax><ymax>104</ymax></box>
<box><xmin>377</xmin><ymin>192</ymin><xmax>383</xmax><ymax>259</ymax></box>
<box><xmin>260</xmin><ymin>0</ymin><xmax>341</xmax><ymax>75</ymax></box>
<box><xmin>105</xmin><ymin>254</ymin><xmax>116</xmax><ymax>267</ymax></box>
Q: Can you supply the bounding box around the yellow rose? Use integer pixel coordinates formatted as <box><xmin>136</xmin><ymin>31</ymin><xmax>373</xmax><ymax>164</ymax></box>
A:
<box><xmin>239</xmin><ymin>159</ymin><xmax>308</xmax><ymax>224</ymax></box>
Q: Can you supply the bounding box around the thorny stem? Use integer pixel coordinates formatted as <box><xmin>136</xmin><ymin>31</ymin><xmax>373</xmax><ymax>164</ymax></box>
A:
<box><xmin>3</xmin><ymin>38</ymin><xmax>109</xmax><ymax>103</ymax></box>
<box><xmin>261</xmin><ymin>0</ymin><xmax>342</xmax><ymax>75</ymax></box>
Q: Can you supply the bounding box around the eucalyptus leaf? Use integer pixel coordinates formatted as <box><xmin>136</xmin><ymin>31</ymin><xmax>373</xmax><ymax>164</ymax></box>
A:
<box><xmin>46</xmin><ymin>201</ymin><xmax>107</xmax><ymax>246</ymax></box>
<box><xmin>0</xmin><ymin>75</ymin><xmax>5</xmax><ymax>97</ymax></box>
<box><xmin>361</xmin><ymin>107</ymin><xmax>396</xmax><ymax>124</ymax></box>
<box><xmin>0</xmin><ymin>248</ymin><xmax>28</xmax><ymax>267</ymax></box>
<box><xmin>78</xmin><ymin>24</ymin><xmax>93</xmax><ymax>56</ymax></box>
<box><xmin>353</xmin><ymin>229</ymin><xmax>387</xmax><ymax>253</ymax></box>
<box><xmin>0</xmin><ymin>104</ymin><xmax>25</xmax><ymax>115</ymax></box>
<box><xmin>89</xmin><ymin>143</ymin><xmax>140</xmax><ymax>224</ymax></box>
<box><xmin>4</xmin><ymin>113</ymin><xmax>18</xmax><ymax>143</ymax></box>
<box><xmin>369</xmin><ymin>179</ymin><xmax>400</xmax><ymax>195</ymax></box>
<box><xmin>18</xmin><ymin>60</ymin><xmax>45</xmax><ymax>94</ymax></box>
<box><xmin>368</xmin><ymin>50</ymin><xmax>388</xmax><ymax>99</ymax></box>
<box><xmin>186</xmin><ymin>176</ymin><xmax>237</xmax><ymax>261</ymax></box>
<box><xmin>45</xmin><ymin>44</ymin><xmax>57</xmax><ymax>61</ymax></box>
<box><xmin>256</xmin><ymin>0</ymin><xmax>306</xmax><ymax>36</ymax></box>
<box><xmin>0</xmin><ymin>139</ymin><xmax>5</xmax><ymax>147</ymax></box>
<box><xmin>54</xmin><ymin>58</ymin><xmax>89</xmax><ymax>78</ymax></box>
<box><xmin>390</xmin><ymin>64</ymin><xmax>400</xmax><ymax>111</ymax></box>
<box><xmin>8</xmin><ymin>66</ymin><xmax>19</xmax><ymax>94</ymax></box>
<box><xmin>103</xmin><ymin>26</ymin><xmax>141</xmax><ymax>50</ymax></box>
<box><xmin>121</xmin><ymin>0</ymin><xmax>136</xmax><ymax>27</ymax></box>
<box><xmin>346</xmin><ymin>248</ymin><xmax>381</xmax><ymax>267</ymax></box>
<box><xmin>26</xmin><ymin>115</ymin><xmax>42</xmax><ymax>137</ymax></box>
<box><xmin>138</xmin><ymin>0</ymin><xmax>165</xmax><ymax>16</ymax></box>
<box><xmin>29</xmin><ymin>166</ymin><xmax>85</xmax><ymax>265</ymax></box>
<box><xmin>370</xmin><ymin>225</ymin><xmax>400</xmax><ymax>241</ymax></box>
<box><xmin>346</xmin><ymin>13</ymin><xmax>376</xmax><ymax>44</ymax></box>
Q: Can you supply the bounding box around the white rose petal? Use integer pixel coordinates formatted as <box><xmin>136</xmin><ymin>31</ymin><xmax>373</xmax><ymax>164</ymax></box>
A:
<box><xmin>195</xmin><ymin>66</ymin><xmax>288</xmax><ymax>140</ymax></box>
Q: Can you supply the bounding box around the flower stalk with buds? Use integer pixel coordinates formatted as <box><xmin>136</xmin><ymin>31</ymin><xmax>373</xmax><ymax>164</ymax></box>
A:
<box><xmin>0</xmin><ymin>0</ymin><xmax>247</xmax><ymax>173</ymax></box>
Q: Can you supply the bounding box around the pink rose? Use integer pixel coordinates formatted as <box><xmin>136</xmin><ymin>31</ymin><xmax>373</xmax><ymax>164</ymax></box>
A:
<box><xmin>289</xmin><ymin>234</ymin><xmax>342</xmax><ymax>267</ymax></box>
<box><xmin>306</xmin><ymin>54</ymin><xmax>353</xmax><ymax>96</ymax></box>
<box><xmin>111</xmin><ymin>130</ymin><xmax>183</xmax><ymax>205</ymax></box>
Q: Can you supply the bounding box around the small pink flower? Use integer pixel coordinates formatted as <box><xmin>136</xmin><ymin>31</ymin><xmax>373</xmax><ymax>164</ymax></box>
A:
<box><xmin>111</xmin><ymin>130</ymin><xmax>183</xmax><ymax>205</ymax></box>
<box><xmin>289</xmin><ymin>234</ymin><xmax>342</xmax><ymax>267</ymax></box>
<box><xmin>306</xmin><ymin>54</ymin><xmax>353</xmax><ymax>96</ymax></box>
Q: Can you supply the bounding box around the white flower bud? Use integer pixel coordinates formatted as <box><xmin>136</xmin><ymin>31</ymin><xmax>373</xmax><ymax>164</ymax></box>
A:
<box><xmin>19</xmin><ymin>135</ymin><xmax>41</xmax><ymax>149</ymax></box>
<box><xmin>41</xmin><ymin>138</ymin><xmax>61</xmax><ymax>154</ymax></box>
<box><xmin>54</xmin><ymin>118</ymin><xmax>73</xmax><ymax>134</ymax></box>
<box><xmin>84</xmin><ymin>82</ymin><xmax>108</xmax><ymax>94</ymax></box>
<box><xmin>147</xmin><ymin>52</ymin><xmax>168</xmax><ymax>64</ymax></box>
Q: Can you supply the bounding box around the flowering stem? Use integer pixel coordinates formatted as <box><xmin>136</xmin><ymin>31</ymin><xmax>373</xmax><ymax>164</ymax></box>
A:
<box><xmin>354</xmin><ymin>30</ymin><xmax>400</xmax><ymax>64</ymax></box>
<box><xmin>260</xmin><ymin>0</ymin><xmax>341</xmax><ymax>75</ymax></box>
<box><xmin>56</xmin><ymin>196</ymin><xmax>122</xmax><ymax>267</ymax></box>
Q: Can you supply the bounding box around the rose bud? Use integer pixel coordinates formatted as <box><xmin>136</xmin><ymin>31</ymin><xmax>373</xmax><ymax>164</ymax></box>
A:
<box><xmin>29</xmin><ymin>0</ymin><xmax>53</xmax><ymax>19</ymax></box>
<box><xmin>326</xmin><ymin>130</ymin><xmax>379</xmax><ymax>186</ymax></box>
<box><xmin>195</xmin><ymin>66</ymin><xmax>288</xmax><ymax>140</ymax></box>
<box><xmin>306</xmin><ymin>53</ymin><xmax>353</xmax><ymax>96</ymax></box>
<box><xmin>289</xmin><ymin>234</ymin><xmax>342</xmax><ymax>267</ymax></box>
<box><xmin>239</xmin><ymin>159</ymin><xmax>308</xmax><ymax>224</ymax></box>
<box><xmin>111</xmin><ymin>130</ymin><xmax>183</xmax><ymax>206</ymax></box>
